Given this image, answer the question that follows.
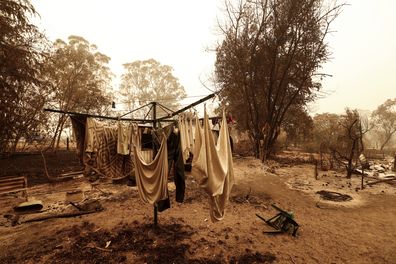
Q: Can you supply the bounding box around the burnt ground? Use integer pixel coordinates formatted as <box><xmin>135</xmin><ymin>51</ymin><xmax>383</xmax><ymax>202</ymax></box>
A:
<box><xmin>0</xmin><ymin>151</ymin><xmax>395</xmax><ymax>263</ymax></box>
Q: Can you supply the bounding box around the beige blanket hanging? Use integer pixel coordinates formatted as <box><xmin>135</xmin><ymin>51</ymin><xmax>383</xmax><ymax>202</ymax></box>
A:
<box><xmin>132</xmin><ymin>124</ymin><xmax>169</xmax><ymax>204</ymax></box>
<box><xmin>192</xmin><ymin>110</ymin><xmax>234</xmax><ymax>222</ymax></box>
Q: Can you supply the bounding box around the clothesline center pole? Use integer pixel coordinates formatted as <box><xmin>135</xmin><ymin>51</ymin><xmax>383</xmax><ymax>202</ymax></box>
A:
<box><xmin>152</xmin><ymin>101</ymin><xmax>158</xmax><ymax>227</ymax></box>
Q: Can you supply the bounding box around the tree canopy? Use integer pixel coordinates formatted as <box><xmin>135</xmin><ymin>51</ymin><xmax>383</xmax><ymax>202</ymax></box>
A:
<box><xmin>120</xmin><ymin>59</ymin><xmax>186</xmax><ymax>117</ymax></box>
<box><xmin>45</xmin><ymin>35</ymin><xmax>113</xmax><ymax>149</ymax></box>
<box><xmin>215</xmin><ymin>0</ymin><xmax>343</xmax><ymax>160</ymax></box>
<box><xmin>282</xmin><ymin>105</ymin><xmax>313</xmax><ymax>147</ymax></box>
<box><xmin>0</xmin><ymin>0</ymin><xmax>49</xmax><ymax>152</ymax></box>
<box><xmin>371</xmin><ymin>98</ymin><xmax>396</xmax><ymax>150</ymax></box>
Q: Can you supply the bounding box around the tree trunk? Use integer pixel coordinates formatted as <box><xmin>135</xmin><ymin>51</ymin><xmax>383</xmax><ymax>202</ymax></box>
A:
<box><xmin>254</xmin><ymin>137</ymin><xmax>260</xmax><ymax>159</ymax></box>
<box><xmin>346</xmin><ymin>139</ymin><xmax>357</xmax><ymax>179</ymax></box>
<box><xmin>49</xmin><ymin>114</ymin><xmax>63</xmax><ymax>150</ymax></box>
<box><xmin>262</xmin><ymin>138</ymin><xmax>273</xmax><ymax>162</ymax></box>
<box><xmin>11</xmin><ymin>137</ymin><xmax>21</xmax><ymax>153</ymax></box>
<box><xmin>261</xmin><ymin>136</ymin><xmax>269</xmax><ymax>162</ymax></box>
<box><xmin>380</xmin><ymin>133</ymin><xmax>393</xmax><ymax>150</ymax></box>
<box><xmin>346</xmin><ymin>160</ymin><xmax>353</xmax><ymax>178</ymax></box>
<box><xmin>56</xmin><ymin>116</ymin><xmax>67</xmax><ymax>149</ymax></box>
<box><xmin>261</xmin><ymin>125</ymin><xmax>280</xmax><ymax>162</ymax></box>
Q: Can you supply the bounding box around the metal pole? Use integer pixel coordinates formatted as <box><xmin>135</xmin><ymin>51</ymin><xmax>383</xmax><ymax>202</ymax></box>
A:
<box><xmin>43</xmin><ymin>108</ymin><xmax>156</xmax><ymax>123</ymax></box>
<box><xmin>155</xmin><ymin>93</ymin><xmax>216</xmax><ymax>121</ymax></box>
<box><xmin>152</xmin><ymin>102</ymin><xmax>158</xmax><ymax>227</ymax></box>
<box><xmin>154</xmin><ymin>204</ymin><xmax>158</xmax><ymax>227</ymax></box>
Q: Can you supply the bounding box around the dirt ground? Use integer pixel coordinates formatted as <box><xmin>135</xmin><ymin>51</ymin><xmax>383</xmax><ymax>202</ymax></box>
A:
<box><xmin>0</xmin><ymin>151</ymin><xmax>395</xmax><ymax>263</ymax></box>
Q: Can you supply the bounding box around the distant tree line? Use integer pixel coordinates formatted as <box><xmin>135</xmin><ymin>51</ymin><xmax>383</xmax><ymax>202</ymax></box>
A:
<box><xmin>257</xmin><ymin>101</ymin><xmax>394</xmax><ymax>177</ymax></box>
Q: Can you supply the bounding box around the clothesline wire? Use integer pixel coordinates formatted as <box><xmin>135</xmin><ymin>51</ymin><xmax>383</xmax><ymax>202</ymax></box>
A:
<box><xmin>44</xmin><ymin>93</ymin><xmax>219</xmax><ymax>124</ymax></box>
<box><xmin>119</xmin><ymin>98</ymin><xmax>202</xmax><ymax>119</ymax></box>
<box><xmin>156</xmin><ymin>102</ymin><xmax>175</xmax><ymax>114</ymax></box>
<box><xmin>119</xmin><ymin>102</ymin><xmax>152</xmax><ymax>118</ymax></box>
<box><xmin>135</xmin><ymin>94</ymin><xmax>213</xmax><ymax>103</ymax></box>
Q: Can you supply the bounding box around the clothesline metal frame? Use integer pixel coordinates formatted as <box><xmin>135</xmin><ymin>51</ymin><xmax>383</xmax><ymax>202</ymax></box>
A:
<box><xmin>44</xmin><ymin>92</ymin><xmax>218</xmax><ymax>228</ymax></box>
<box><xmin>119</xmin><ymin>102</ymin><xmax>153</xmax><ymax>118</ymax></box>
<box><xmin>43</xmin><ymin>92</ymin><xmax>217</xmax><ymax>125</ymax></box>
<box><xmin>43</xmin><ymin>108</ymin><xmax>158</xmax><ymax>122</ymax></box>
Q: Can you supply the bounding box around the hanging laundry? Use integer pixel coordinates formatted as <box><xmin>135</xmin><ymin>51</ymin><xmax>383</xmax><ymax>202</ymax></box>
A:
<box><xmin>178</xmin><ymin>112</ymin><xmax>196</xmax><ymax>162</ymax></box>
<box><xmin>153</xmin><ymin>123</ymin><xmax>186</xmax><ymax>212</ymax></box>
<box><xmin>85</xmin><ymin>117</ymin><xmax>97</xmax><ymax>153</ymax></box>
<box><xmin>191</xmin><ymin>110</ymin><xmax>234</xmax><ymax>222</ymax></box>
<box><xmin>167</xmin><ymin>126</ymin><xmax>186</xmax><ymax>203</ymax></box>
<box><xmin>178</xmin><ymin>114</ymin><xmax>189</xmax><ymax>161</ymax></box>
<box><xmin>133</xmin><ymin>124</ymin><xmax>169</xmax><ymax>204</ymax></box>
<box><xmin>71</xmin><ymin>116</ymin><xmax>134</xmax><ymax>179</ymax></box>
<box><xmin>70</xmin><ymin>115</ymin><xmax>87</xmax><ymax>164</ymax></box>
<box><xmin>192</xmin><ymin>115</ymin><xmax>202</xmax><ymax>158</ymax></box>
<box><xmin>117</xmin><ymin>121</ymin><xmax>132</xmax><ymax>155</ymax></box>
<box><xmin>187</xmin><ymin>111</ymin><xmax>195</xmax><ymax>151</ymax></box>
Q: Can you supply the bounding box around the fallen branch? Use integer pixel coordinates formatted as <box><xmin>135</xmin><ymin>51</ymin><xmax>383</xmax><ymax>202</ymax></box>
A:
<box><xmin>60</xmin><ymin>171</ymin><xmax>84</xmax><ymax>177</ymax></box>
<box><xmin>91</xmin><ymin>184</ymin><xmax>111</xmax><ymax>195</ymax></box>
<box><xmin>40</xmin><ymin>152</ymin><xmax>77</xmax><ymax>183</ymax></box>
<box><xmin>69</xmin><ymin>201</ymin><xmax>83</xmax><ymax>211</ymax></box>
<box><xmin>84</xmin><ymin>164</ymin><xmax>107</xmax><ymax>178</ymax></box>
<box><xmin>22</xmin><ymin>209</ymin><xmax>103</xmax><ymax>223</ymax></box>
<box><xmin>84</xmin><ymin>243</ymin><xmax>112</xmax><ymax>252</ymax></box>
<box><xmin>366</xmin><ymin>178</ymin><xmax>396</xmax><ymax>186</ymax></box>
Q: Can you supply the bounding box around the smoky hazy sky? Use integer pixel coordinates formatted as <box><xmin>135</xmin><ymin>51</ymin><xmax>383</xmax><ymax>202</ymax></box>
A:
<box><xmin>31</xmin><ymin>0</ymin><xmax>396</xmax><ymax>114</ymax></box>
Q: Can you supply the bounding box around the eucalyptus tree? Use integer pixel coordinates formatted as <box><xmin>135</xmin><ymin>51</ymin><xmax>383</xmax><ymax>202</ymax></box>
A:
<box><xmin>215</xmin><ymin>0</ymin><xmax>344</xmax><ymax>160</ymax></box>
<box><xmin>45</xmin><ymin>36</ymin><xmax>113</xmax><ymax>149</ymax></box>
<box><xmin>120</xmin><ymin>59</ymin><xmax>186</xmax><ymax>117</ymax></box>
<box><xmin>0</xmin><ymin>0</ymin><xmax>50</xmax><ymax>153</ymax></box>
<box><xmin>371</xmin><ymin>99</ymin><xmax>396</xmax><ymax>150</ymax></box>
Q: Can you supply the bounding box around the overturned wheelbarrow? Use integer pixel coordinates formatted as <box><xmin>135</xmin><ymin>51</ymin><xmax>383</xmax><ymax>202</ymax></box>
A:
<box><xmin>256</xmin><ymin>204</ymin><xmax>299</xmax><ymax>236</ymax></box>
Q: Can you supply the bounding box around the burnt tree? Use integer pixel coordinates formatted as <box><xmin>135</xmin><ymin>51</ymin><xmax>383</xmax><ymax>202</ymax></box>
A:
<box><xmin>215</xmin><ymin>0</ymin><xmax>344</xmax><ymax>160</ymax></box>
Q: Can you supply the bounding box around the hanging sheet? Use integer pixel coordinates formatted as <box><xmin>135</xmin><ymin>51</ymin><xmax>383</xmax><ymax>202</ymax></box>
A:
<box><xmin>133</xmin><ymin>124</ymin><xmax>169</xmax><ymax>204</ymax></box>
<box><xmin>191</xmin><ymin>110</ymin><xmax>234</xmax><ymax>222</ymax></box>
<box><xmin>178</xmin><ymin>111</ymin><xmax>196</xmax><ymax>162</ymax></box>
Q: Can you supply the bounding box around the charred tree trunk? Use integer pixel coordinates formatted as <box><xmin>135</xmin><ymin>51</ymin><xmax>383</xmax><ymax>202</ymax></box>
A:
<box><xmin>55</xmin><ymin>116</ymin><xmax>67</xmax><ymax>149</ymax></box>
<box><xmin>49</xmin><ymin>114</ymin><xmax>63</xmax><ymax>150</ymax></box>
<box><xmin>346</xmin><ymin>139</ymin><xmax>357</xmax><ymax>179</ymax></box>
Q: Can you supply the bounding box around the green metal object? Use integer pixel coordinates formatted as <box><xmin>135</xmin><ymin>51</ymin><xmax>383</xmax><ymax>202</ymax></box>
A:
<box><xmin>256</xmin><ymin>204</ymin><xmax>299</xmax><ymax>236</ymax></box>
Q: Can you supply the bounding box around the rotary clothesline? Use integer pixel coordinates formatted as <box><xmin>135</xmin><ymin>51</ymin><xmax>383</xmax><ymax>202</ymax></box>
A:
<box><xmin>44</xmin><ymin>92</ymin><xmax>234</xmax><ymax>225</ymax></box>
<box><xmin>43</xmin><ymin>93</ymin><xmax>217</xmax><ymax>124</ymax></box>
<box><xmin>80</xmin><ymin>111</ymin><xmax>234</xmax><ymax>223</ymax></box>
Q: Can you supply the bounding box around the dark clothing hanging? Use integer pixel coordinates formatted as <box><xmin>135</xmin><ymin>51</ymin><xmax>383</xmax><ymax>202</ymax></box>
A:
<box><xmin>70</xmin><ymin>115</ymin><xmax>87</xmax><ymax>165</ymax></box>
<box><xmin>154</xmin><ymin>123</ymin><xmax>186</xmax><ymax>212</ymax></box>
<box><xmin>167</xmin><ymin>129</ymin><xmax>186</xmax><ymax>203</ymax></box>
